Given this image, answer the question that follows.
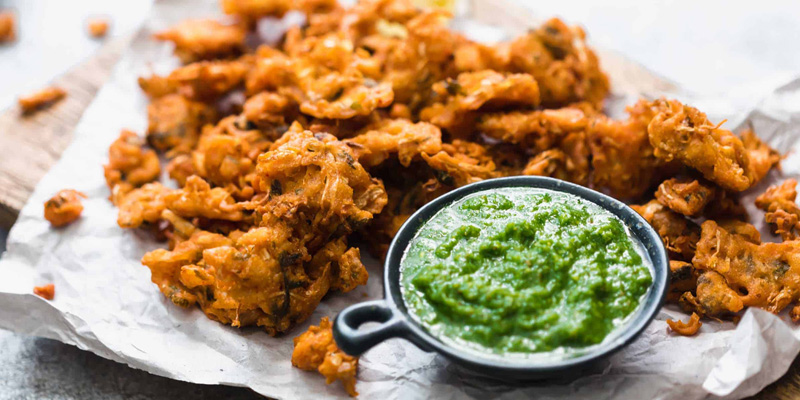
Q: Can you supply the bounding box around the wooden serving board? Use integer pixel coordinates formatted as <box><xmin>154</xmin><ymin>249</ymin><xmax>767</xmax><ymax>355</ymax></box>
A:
<box><xmin>0</xmin><ymin>1</ymin><xmax>795</xmax><ymax>398</ymax></box>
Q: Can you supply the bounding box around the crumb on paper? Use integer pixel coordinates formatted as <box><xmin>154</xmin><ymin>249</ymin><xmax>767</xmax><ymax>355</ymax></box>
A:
<box><xmin>0</xmin><ymin>10</ymin><xmax>15</xmax><ymax>43</ymax></box>
<box><xmin>667</xmin><ymin>312</ymin><xmax>702</xmax><ymax>336</ymax></box>
<box><xmin>292</xmin><ymin>317</ymin><xmax>359</xmax><ymax>397</ymax></box>
<box><xmin>19</xmin><ymin>87</ymin><xmax>67</xmax><ymax>114</ymax></box>
<box><xmin>87</xmin><ymin>16</ymin><xmax>110</xmax><ymax>38</ymax></box>
<box><xmin>33</xmin><ymin>284</ymin><xmax>55</xmax><ymax>300</ymax></box>
<box><xmin>44</xmin><ymin>189</ymin><xmax>86</xmax><ymax>227</ymax></box>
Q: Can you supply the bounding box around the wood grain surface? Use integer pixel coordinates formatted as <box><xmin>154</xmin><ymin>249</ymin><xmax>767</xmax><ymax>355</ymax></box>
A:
<box><xmin>0</xmin><ymin>1</ymin><xmax>794</xmax><ymax>398</ymax></box>
<box><xmin>0</xmin><ymin>36</ymin><xmax>128</xmax><ymax>229</ymax></box>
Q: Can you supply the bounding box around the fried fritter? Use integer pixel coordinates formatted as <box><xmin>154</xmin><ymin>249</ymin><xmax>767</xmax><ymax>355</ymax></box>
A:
<box><xmin>631</xmin><ymin>200</ymin><xmax>700</xmax><ymax>261</ymax></box>
<box><xmin>104</xmin><ymin>130</ymin><xmax>161</xmax><ymax>194</ymax></box>
<box><xmin>589</xmin><ymin>100</ymin><xmax>667</xmax><ymax>199</ymax></box>
<box><xmin>478</xmin><ymin>107</ymin><xmax>587</xmax><ymax>149</ymax></box>
<box><xmin>345</xmin><ymin>119</ymin><xmax>443</xmax><ymax>168</ymax></box>
<box><xmin>154</xmin><ymin>19</ymin><xmax>246</xmax><ymax>63</ymax></box>
<box><xmin>115</xmin><ymin>183</ymin><xmax>169</xmax><ymax>229</ymax></box>
<box><xmin>146</xmin><ymin>94</ymin><xmax>218</xmax><ymax>153</ymax></box>
<box><xmin>690</xmin><ymin>220</ymin><xmax>800</xmax><ymax>318</ymax></box>
<box><xmin>18</xmin><ymin>87</ymin><xmax>66</xmax><ymax>114</ymax></box>
<box><xmin>292</xmin><ymin>317</ymin><xmax>358</xmax><ymax>397</ymax></box>
<box><xmin>137</xmin><ymin>129</ymin><xmax>383</xmax><ymax>334</ymax></box>
<box><xmin>168</xmin><ymin>59</ymin><xmax>249</xmax><ymax>101</ymax></box>
<box><xmin>647</xmin><ymin>99</ymin><xmax>779</xmax><ymax>192</ymax></box>
<box><xmin>164</xmin><ymin>176</ymin><xmax>246</xmax><ymax>222</ymax></box>
<box><xmin>507</xmin><ymin>18</ymin><xmax>609</xmax><ymax>108</ymax></box>
<box><xmin>44</xmin><ymin>190</ymin><xmax>86</xmax><ymax>227</ymax></box>
<box><xmin>755</xmin><ymin>179</ymin><xmax>800</xmax><ymax>241</ymax></box>
<box><xmin>420</xmin><ymin>70</ymin><xmax>540</xmax><ymax>133</ymax></box>
<box><xmin>655</xmin><ymin>177</ymin><xmax>716</xmax><ymax>217</ymax></box>
<box><xmin>742</xmin><ymin>129</ymin><xmax>781</xmax><ymax>185</ymax></box>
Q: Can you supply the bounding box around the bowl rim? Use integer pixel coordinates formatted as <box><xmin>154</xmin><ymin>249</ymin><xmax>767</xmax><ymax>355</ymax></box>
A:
<box><xmin>382</xmin><ymin>175</ymin><xmax>669</xmax><ymax>373</ymax></box>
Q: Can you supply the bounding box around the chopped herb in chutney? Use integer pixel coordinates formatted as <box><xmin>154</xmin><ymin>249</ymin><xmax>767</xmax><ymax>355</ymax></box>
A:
<box><xmin>400</xmin><ymin>188</ymin><xmax>653</xmax><ymax>357</ymax></box>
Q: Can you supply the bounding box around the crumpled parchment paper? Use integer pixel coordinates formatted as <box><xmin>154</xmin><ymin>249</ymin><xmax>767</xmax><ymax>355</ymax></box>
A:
<box><xmin>1</xmin><ymin>1</ymin><xmax>800</xmax><ymax>399</ymax></box>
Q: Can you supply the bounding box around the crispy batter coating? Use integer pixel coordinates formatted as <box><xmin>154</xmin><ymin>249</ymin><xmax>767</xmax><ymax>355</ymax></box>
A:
<box><xmin>292</xmin><ymin>317</ymin><xmax>358</xmax><ymax>397</ymax></box>
<box><xmin>690</xmin><ymin>220</ymin><xmax>800</xmax><ymax>318</ymax></box>
<box><xmin>18</xmin><ymin>87</ymin><xmax>66</xmax><ymax>114</ymax></box>
<box><xmin>136</xmin><ymin>129</ymin><xmax>383</xmax><ymax>334</ymax></box>
<box><xmin>421</xmin><ymin>140</ymin><xmax>499</xmax><ymax>187</ymax></box>
<box><xmin>138</xmin><ymin>74</ymin><xmax>178</xmax><ymax>99</ymax></box>
<box><xmin>164</xmin><ymin>176</ymin><xmax>246</xmax><ymax>221</ymax></box>
<box><xmin>154</xmin><ymin>19</ymin><xmax>246</xmax><ymax>63</ymax></box>
<box><xmin>146</xmin><ymin>94</ymin><xmax>218</xmax><ymax>153</ymax></box>
<box><xmin>33</xmin><ymin>284</ymin><xmax>55</xmax><ymax>300</ymax></box>
<box><xmin>87</xmin><ymin>17</ymin><xmax>109</xmax><ymax>38</ymax></box>
<box><xmin>507</xmin><ymin>18</ymin><xmax>609</xmax><ymax>108</ymax></box>
<box><xmin>655</xmin><ymin>177</ymin><xmax>716</xmax><ymax>217</ymax></box>
<box><xmin>420</xmin><ymin>70</ymin><xmax>540</xmax><ymax>133</ymax></box>
<box><xmin>756</xmin><ymin>179</ymin><xmax>800</xmax><ymax>241</ymax></box>
<box><xmin>478</xmin><ymin>107</ymin><xmax>587</xmax><ymax>149</ymax></box>
<box><xmin>104</xmin><ymin>130</ymin><xmax>161</xmax><ymax>194</ymax></box>
<box><xmin>115</xmin><ymin>183</ymin><xmax>169</xmax><ymax>229</ymax></box>
<box><xmin>632</xmin><ymin>200</ymin><xmax>700</xmax><ymax>261</ymax></box>
<box><xmin>0</xmin><ymin>11</ymin><xmax>15</xmax><ymax>43</ymax></box>
<box><xmin>44</xmin><ymin>190</ymin><xmax>86</xmax><ymax>228</ymax></box>
<box><xmin>589</xmin><ymin>100</ymin><xmax>668</xmax><ymax>198</ymax></box>
<box><xmin>742</xmin><ymin>129</ymin><xmax>781</xmax><ymax>186</ymax></box>
<box><xmin>169</xmin><ymin>59</ymin><xmax>249</xmax><ymax>100</ymax></box>
<box><xmin>647</xmin><ymin>99</ymin><xmax>779</xmax><ymax>192</ymax></box>
<box><xmin>345</xmin><ymin>119</ymin><xmax>442</xmax><ymax>168</ymax></box>
<box><xmin>666</xmin><ymin>312</ymin><xmax>702</xmax><ymax>336</ymax></box>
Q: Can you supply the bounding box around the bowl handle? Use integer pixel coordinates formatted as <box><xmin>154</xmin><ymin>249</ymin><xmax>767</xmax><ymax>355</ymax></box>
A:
<box><xmin>333</xmin><ymin>299</ymin><xmax>408</xmax><ymax>356</ymax></box>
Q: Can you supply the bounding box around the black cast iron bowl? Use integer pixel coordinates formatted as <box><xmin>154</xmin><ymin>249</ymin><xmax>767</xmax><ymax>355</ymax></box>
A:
<box><xmin>332</xmin><ymin>176</ymin><xmax>669</xmax><ymax>380</ymax></box>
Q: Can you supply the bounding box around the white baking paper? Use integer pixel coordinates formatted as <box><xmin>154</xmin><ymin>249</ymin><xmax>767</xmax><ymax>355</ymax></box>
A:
<box><xmin>2</xmin><ymin>1</ymin><xmax>800</xmax><ymax>399</ymax></box>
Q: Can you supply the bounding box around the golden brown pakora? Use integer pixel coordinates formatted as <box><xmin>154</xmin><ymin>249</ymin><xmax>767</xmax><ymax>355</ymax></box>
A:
<box><xmin>756</xmin><ymin>179</ymin><xmax>800</xmax><ymax>241</ymax></box>
<box><xmin>631</xmin><ymin>200</ymin><xmax>700</xmax><ymax>261</ymax></box>
<box><xmin>655</xmin><ymin>177</ymin><xmax>716</xmax><ymax>217</ymax></box>
<box><xmin>44</xmin><ymin>189</ymin><xmax>87</xmax><ymax>228</ymax></box>
<box><xmin>146</xmin><ymin>94</ymin><xmax>218</xmax><ymax>153</ymax></box>
<box><xmin>154</xmin><ymin>19</ymin><xmax>246</xmax><ymax>63</ymax></box>
<box><xmin>647</xmin><ymin>99</ymin><xmax>778</xmax><ymax>192</ymax></box>
<box><xmin>133</xmin><ymin>129</ymin><xmax>383</xmax><ymax>334</ymax></box>
<box><xmin>690</xmin><ymin>220</ymin><xmax>800</xmax><ymax>319</ymax></box>
<box><xmin>292</xmin><ymin>317</ymin><xmax>358</xmax><ymax>397</ymax></box>
<box><xmin>104</xmin><ymin>130</ymin><xmax>162</xmax><ymax>195</ymax></box>
<box><xmin>667</xmin><ymin>260</ymin><xmax>698</xmax><ymax>303</ymax></box>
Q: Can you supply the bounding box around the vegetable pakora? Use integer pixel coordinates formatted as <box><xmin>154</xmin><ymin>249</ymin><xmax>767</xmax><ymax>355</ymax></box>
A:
<box><xmin>756</xmin><ymin>179</ymin><xmax>800</xmax><ymax>241</ymax></box>
<box><xmin>292</xmin><ymin>317</ymin><xmax>358</xmax><ymax>397</ymax></box>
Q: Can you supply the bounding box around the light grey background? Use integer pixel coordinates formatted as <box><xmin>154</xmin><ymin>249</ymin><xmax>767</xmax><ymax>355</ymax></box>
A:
<box><xmin>1</xmin><ymin>0</ymin><xmax>800</xmax><ymax>398</ymax></box>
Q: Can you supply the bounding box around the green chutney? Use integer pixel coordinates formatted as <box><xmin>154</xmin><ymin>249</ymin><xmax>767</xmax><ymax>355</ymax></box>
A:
<box><xmin>400</xmin><ymin>187</ymin><xmax>653</xmax><ymax>358</ymax></box>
